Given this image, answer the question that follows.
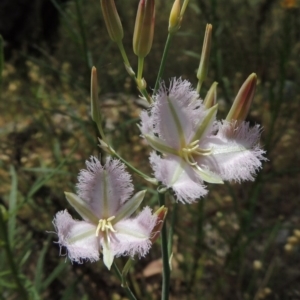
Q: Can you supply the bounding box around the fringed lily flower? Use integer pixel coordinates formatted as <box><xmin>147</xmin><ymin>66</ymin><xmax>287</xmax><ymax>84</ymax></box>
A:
<box><xmin>53</xmin><ymin>157</ymin><xmax>158</xmax><ymax>269</ymax></box>
<box><xmin>139</xmin><ymin>78</ymin><xmax>266</xmax><ymax>203</ymax></box>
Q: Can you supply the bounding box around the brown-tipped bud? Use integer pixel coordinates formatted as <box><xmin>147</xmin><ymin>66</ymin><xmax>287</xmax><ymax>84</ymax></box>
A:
<box><xmin>101</xmin><ymin>0</ymin><xmax>124</xmax><ymax>42</ymax></box>
<box><xmin>226</xmin><ymin>73</ymin><xmax>257</xmax><ymax>122</ymax></box>
<box><xmin>168</xmin><ymin>0</ymin><xmax>181</xmax><ymax>33</ymax></box>
<box><xmin>197</xmin><ymin>24</ymin><xmax>212</xmax><ymax>91</ymax></box>
<box><xmin>203</xmin><ymin>82</ymin><xmax>218</xmax><ymax>109</ymax></box>
<box><xmin>133</xmin><ymin>0</ymin><xmax>155</xmax><ymax>58</ymax></box>
<box><xmin>150</xmin><ymin>206</ymin><xmax>167</xmax><ymax>243</ymax></box>
<box><xmin>91</xmin><ymin>67</ymin><xmax>100</xmax><ymax>123</ymax></box>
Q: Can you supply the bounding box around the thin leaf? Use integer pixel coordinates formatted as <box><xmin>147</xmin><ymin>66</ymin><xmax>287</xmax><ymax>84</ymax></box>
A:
<box><xmin>34</xmin><ymin>236</ymin><xmax>51</xmax><ymax>292</ymax></box>
<box><xmin>40</xmin><ymin>262</ymin><xmax>67</xmax><ymax>291</ymax></box>
<box><xmin>8</xmin><ymin>165</ymin><xmax>18</xmax><ymax>246</ymax></box>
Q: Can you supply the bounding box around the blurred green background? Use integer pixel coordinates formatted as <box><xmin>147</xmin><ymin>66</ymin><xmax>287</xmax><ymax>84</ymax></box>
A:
<box><xmin>0</xmin><ymin>0</ymin><xmax>300</xmax><ymax>299</ymax></box>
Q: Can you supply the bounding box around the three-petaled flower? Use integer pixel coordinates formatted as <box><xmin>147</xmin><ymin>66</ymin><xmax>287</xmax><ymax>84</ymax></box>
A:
<box><xmin>53</xmin><ymin>157</ymin><xmax>158</xmax><ymax>269</ymax></box>
<box><xmin>139</xmin><ymin>78</ymin><xmax>266</xmax><ymax>203</ymax></box>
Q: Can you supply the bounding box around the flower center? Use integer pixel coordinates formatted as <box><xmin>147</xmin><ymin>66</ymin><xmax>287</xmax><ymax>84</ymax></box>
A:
<box><xmin>180</xmin><ymin>139</ymin><xmax>212</xmax><ymax>166</ymax></box>
<box><xmin>95</xmin><ymin>216</ymin><xmax>117</xmax><ymax>237</ymax></box>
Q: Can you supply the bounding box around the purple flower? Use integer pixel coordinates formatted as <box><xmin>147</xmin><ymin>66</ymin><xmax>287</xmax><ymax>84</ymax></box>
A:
<box><xmin>53</xmin><ymin>157</ymin><xmax>157</xmax><ymax>269</ymax></box>
<box><xmin>139</xmin><ymin>78</ymin><xmax>266</xmax><ymax>203</ymax></box>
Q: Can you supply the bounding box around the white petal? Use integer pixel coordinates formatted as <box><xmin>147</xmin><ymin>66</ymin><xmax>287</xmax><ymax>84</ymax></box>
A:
<box><xmin>149</xmin><ymin>152</ymin><xmax>207</xmax><ymax>203</ymax></box>
<box><xmin>76</xmin><ymin>156</ymin><xmax>134</xmax><ymax>217</ymax></box>
<box><xmin>140</xmin><ymin>110</ymin><xmax>154</xmax><ymax>135</ymax></box>
<box><xmin>151</xmin><ymin>78</ymin><xmax>205</xmax><ymax>149</ymax></box>
<box><xmin>199</xmin><ymin>121</ymin><xmax>267</xmax><ymax>182</ymax></box>
<box><xmin>109</xmin><ymin>207</ymin><xmax>157</xmax><ymax>258</ymax></box>
<box><xmin>53</xmin><ymin>210</ymin><xmax>99</xmax><ymax>263</ymax></box>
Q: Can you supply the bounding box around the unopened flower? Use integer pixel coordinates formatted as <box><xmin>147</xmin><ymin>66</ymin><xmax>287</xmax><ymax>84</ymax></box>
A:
<box><xmin>53</xmin><ymin>157</ymin><xmax>158</xmax><ymax>269</ymax></box>
<box><xmin>139</xmin><ymin>78</ymin><xmax>266</xmax><ymax>203</ymax></box>
<box><xmin>133</xmin><ymin>0</ymin><xmax>155</xmax><ymax>58</ymax></box>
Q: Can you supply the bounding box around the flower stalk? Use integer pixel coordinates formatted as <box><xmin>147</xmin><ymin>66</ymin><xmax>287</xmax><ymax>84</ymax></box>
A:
<box><xmin>154</xmin><ymin>0</ymin><xmax>190</xmax><ymax>93</ymax></box>
<box><xmin>158</xmin><ymin>192</ymin><xmax>170</xmax><ymax>300</ymax></box>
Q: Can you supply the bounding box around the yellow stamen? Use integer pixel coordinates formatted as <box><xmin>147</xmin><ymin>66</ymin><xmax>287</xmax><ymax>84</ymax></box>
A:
<box><xmin>95</xmin><ymin>216</ymin><xmax>117</xmax><ymax>236</ymax></box>
<box><xmin>179</xmin><ymin>140</ymin><xmax>213</xmax><ymax>166</ymax></box>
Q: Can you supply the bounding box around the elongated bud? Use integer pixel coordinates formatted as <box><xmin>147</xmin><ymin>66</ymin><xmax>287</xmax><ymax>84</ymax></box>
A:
<box><xmin>197</xmin><ymin>24</ymin><xmax>212</xmax><ymax>92</ymax></box>
<box><xmin>101</xmin><ymin>0</ymin><xmax>123</xmax><ymax>42</ymax></box>
<box><xmin>133</xmin><ymin>0</ymin><xmax>155</xmax><ymax>58</ymax></box>
<box><xmin>91</xmin><ymin>67</ymin><xmax>101</xmax><ymax>124</ymax></box>
<box><xmin>150</xmin><ymin>206</ymin><xmax>168</xmax><ymax>243</ymax></box>
<box><xmin>203</xmin><ymin>82</ymin><xmax>218</xmax><ymax>109</ymax></box>
<box><xmin>168</xmin><ymin>0</ymin><xmax>181</xmax><ymax>33</ymax></box>
<box><xmin>180</xmin><ymin>0</ymin><xmax>190</xmax><ymax>17</ymax></box>
<box><xmin>226</xmin><ymin>73</ymin><xmax>257</xmax><ymax>122</ymax></box>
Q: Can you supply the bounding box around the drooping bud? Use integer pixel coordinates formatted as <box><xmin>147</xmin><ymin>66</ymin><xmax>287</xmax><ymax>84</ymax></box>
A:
<box><xmin>100</xmin><ymin>0</ymin><xmax>124</xmax><ymax>42</ymax></box>
<box><xmin>168</xmin><ymin>0</ymin><xmax>181</xmax><ymax>33</ymax></box>
<box><xmin>197</xmin><ymin>24</ymin><xmax>212</xmax><ymax>93</ymax></box>
<box><xmin>150</xmin><ymin>206</ymin><xmax>168</xmax><ymax>243</ymax></box>
<box><xmin>203</xmin><ymin>82</ymin><xmax>218</xmax><ymax>109</ymax></box>
<box><xmin>226</xmin><ymin>73</ymin><xmax>257</xmax><ymax>122</ymax></box>
<box><xmin>133</xmin><ymin>0</ymin><xmax>155</xmax><ymax>58</ymax></box>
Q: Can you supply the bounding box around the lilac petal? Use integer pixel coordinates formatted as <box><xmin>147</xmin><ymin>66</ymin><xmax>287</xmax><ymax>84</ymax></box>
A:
<box><xmin>151</xmin><ymin>78</ymin><xmax>204</xmax><ymax>149</ymax></box>
<box><xmin>140</xmin><ymin>110</ymin><xmax>154</xmax><ymax>135</ymax></box>
<box><xmin>53</xmin><ymin>210</ymin><xmax>99</xmax><ymax>263</ymax></box>
<box><xmin>149</xmin><ymin>152</ymin><xmax>207</xmax><ymax>203</ymax></box>
<box><xmin>76</xmin><ymin>157</ymin><xmax>134</xmax><ymax>217</ymax></box>
<box><xmin>199</xmin><ymin>121</ymin><xmax>267</xmax><ymax>182</ymax></box>
<box><xmin>109</xmin><ymin>207</ymin><xmax>157</xmax><ymax>258</ymax></box>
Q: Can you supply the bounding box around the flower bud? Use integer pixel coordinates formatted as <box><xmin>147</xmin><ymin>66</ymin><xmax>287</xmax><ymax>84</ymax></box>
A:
<box><xmin>197</xmin><ymin>24</ymin><xmax>212</xmax><ymax>91</ymax></box>
<box><xmin>100</xmin><ymin>0</ymin><xmax>124</xmax><ymax>42</ymax></box>
<box><xmin>150</xmin><ymin>206</ymin><xmax>167</xmax><ymax>243</ymax></box>
<box><xmin>133</xmin><ymin>0</ymin><xmax>155</xmax><ymax>58</ymax></box>
<box><xmin>168</xmin><ymin>0</ymin><xmax>181</xmax><ymax>33</ymax></box>
<box><xmin>203</xmin><ymin>82</ymin><xmax>217</xmax><ymax>109</ymax></box>
<box><xmin>91</xmin><ymin>67</ymin><xmax>100</xmax><ymax>124</ymax></box>
<box><xmin>226</xmin><ymin>73</ymin><xmax>257</xmax><ymax>122</ymax></box>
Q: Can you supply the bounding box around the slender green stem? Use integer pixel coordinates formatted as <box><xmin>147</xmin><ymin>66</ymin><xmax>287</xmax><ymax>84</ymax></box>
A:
<box><xmin>188</xmin><ymin>198</ymin><xmax>205</xmax><ymax>291</ymax></box>
<box><xmin>137</xmin><ymin>56</ymin><xmax>144</xmax><ymax>82</ymax></box>
<box><xmin>112</xmin><ymin>262</ymin><xmax>137</xmax><ymax>300</ymax></box>
<box><xmin>108</xmin><ymin>148</ymin><xmax>158</xmax><ymax>185</ymax></box>
<box><xmin>0</xmin><ymin>211</ymin><xmax>28</xmax><ymax>299</ymax></box>
<box><xmin>116</xmin><ymin>42</ymin><xmax>152</xmax><ymax>104</ymax></box>
<box><xmin>158</xmin><ymin>192</ymin><xmax>170</xmax><ymax>300</ymax></box>
<box><xmin>117</xmin><ymin>41</ymin><xmax>131</xmax><ymax>67</ymax></box>
<box><xmin>75</xmin><ymin>0</ymin><xmax>90</xmax><ymax>69</ymax></box>
<box><xmin>154</xmin><ymin>33</ymin><xmax>174</xmax><ymax>94</ymax></box>
<box><xmin>168</xmin><ymin>200</ymin><xmax>177</xmax><ymax>256</ymax></box>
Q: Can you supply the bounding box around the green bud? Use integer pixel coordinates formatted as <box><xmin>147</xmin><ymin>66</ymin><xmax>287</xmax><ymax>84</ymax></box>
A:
<box><xmin>101</xmin><ymin>0</ymin><xmax>124</xmax><ymax>42</ymax></box>
<box><xmin>197</xmin><ymin>24</ymin><xmax>212</xmax><ymax>92</ymax></box>
<box><xmin>203</xmin><ymin>82</ymin><xmax>218</xmax><ymax>109</ymax></box>
<box><xmin>168</xmin><ymin>0</ymin><xmax>181</xmax><ymax>33</ymax></box>
<box><xmin>91</xmin><ymin>67</ymin><xmax>100</xmax><ymax>124</ymax></box>
<box><xmin>133</xmin><ymin>0</ymin><xmax>155</xmax><ymax>58</ymax></box>
<box><xmin>226</xmin><ymin>73</ymin><xmax>257</xmax><ymax>122</ymax></box>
